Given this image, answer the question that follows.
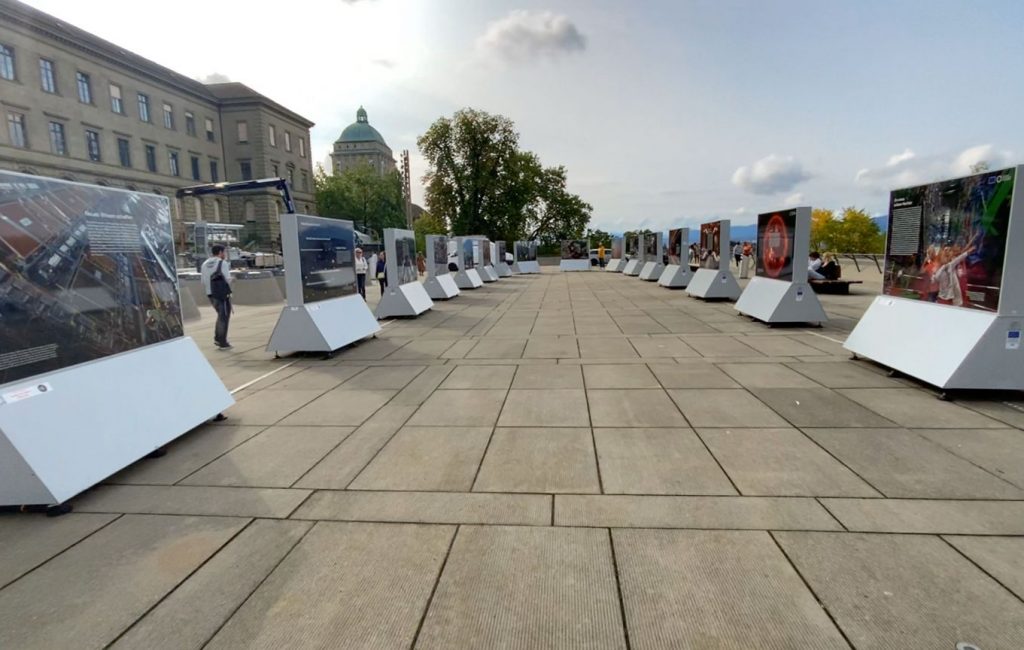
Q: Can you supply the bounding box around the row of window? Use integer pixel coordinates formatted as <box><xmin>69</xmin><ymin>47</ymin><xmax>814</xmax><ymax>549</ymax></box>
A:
<box><xmin>236</xmin><ymin>120</ymin><xmax>306</xmax><ymax>157</ymax></box>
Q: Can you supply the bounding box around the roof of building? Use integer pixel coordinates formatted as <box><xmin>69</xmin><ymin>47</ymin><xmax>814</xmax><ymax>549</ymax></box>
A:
<box><xmin>336</xmin><ymin>107</ymin><xmax>388</xmax><ymax>146</ymax></box>
<box><xmin>206</xmin><ymin>83</ymin><xmax>314</xmax><ymax>128</ymax></box>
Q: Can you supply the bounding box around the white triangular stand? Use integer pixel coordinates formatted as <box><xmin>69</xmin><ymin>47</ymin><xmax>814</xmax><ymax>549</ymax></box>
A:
<box><xmin>735</xmin><ymin>277</ymin><xmax>827</xmax><ymax>325</ymax></box>
<box><xmin>605</xmin><ymin>259</ymin><xmax>624</xmax><ymax>272</ymax></box>
<box><xmin>376</xmin><ymin>282</ymin><xmax>434</xmax><ymax>319</ymax></box>
<box><xmin>268</xmin><ymin>294</ymin><xmax>381</xmax><ymax>353</ymax></box>
<box><xmin>639</xmin><ymin>262</ymin><xmax>664</xmax><ymax>281</ymax></box>
<box><xmin>495</xmin><ymin>262</ymin><xmax>513</xmax><ymax>277</ymax></box>
<box><xmin>512</xmin><ymin>261</ymin><xmax>540</xmax><ymax>274</ymax></box>
<box><xmin>424</xmin><ymin>274</ymin><xmax>460</xmax><ymax>300</ymax></box>
<box><xmin>657</xmin><ymin>264</ymin><xmax>692</xmax><ymax>288</ymax></box>
<box><xmin>454</xmin><ymin>269</ymin><xmax>484</xmax><ymax>289</ymax></box>
<box><xmin>622</xmin><ymin>259</ymin><xmax>642</xmax><ymax>276</ymax></box>
<box><xmin>685</xmin><ymin>268</ymin><xmax>741</xmax><ymax>301</ymax></box>
<box><xmin>479</xmin><ymin>266</ymin><xmax>499</xmax><ymax>282</ymax></box>
<box><xmin>560</xmin><ymin>260</ymin><xmax>591</xmax><ymax>271</ymax></box>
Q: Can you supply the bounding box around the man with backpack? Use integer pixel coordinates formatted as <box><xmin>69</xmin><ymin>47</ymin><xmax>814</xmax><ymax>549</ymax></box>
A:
<box><xmin>200</xmin><ymin>244</ymin><xmax>234</xmax><ymax>350</ymax></box>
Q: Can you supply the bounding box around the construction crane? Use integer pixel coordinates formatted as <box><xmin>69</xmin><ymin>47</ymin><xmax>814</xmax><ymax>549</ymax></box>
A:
<box><xmin>175</xmin><ymin>177</ymin><xmax>295</xmax><ymax>214</ymax></box>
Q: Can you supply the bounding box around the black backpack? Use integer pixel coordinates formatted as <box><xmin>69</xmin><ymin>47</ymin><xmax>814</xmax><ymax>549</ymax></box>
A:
<box><xmin>209</xmin><ymin>261</ymin><xmax>231</xmax><ymax>299</ymax></box>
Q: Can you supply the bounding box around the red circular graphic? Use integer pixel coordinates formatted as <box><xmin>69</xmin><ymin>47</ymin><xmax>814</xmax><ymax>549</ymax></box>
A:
<box><xmin>761</xmin><ymin>214</ymin><xmax>790</xmax><ymax>278</ymax></box>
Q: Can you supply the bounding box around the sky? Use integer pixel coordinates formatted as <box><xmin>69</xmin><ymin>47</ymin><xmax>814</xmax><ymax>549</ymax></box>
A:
<box><xmin>22</xmin><ymin>0</ymin><xmax>1024</xmax><ymax>233</ymax></box>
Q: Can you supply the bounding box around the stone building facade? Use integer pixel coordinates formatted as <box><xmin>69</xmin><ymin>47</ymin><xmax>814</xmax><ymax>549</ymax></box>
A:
<box><xmin>0</xmin><ymin>0</ymin><xmax>316</xmax><ymax>252</ymax></box>
<box><xmin>330</xmin><ymin>107</ymin><xmax>396</xmax><ymax>177</ymax></box>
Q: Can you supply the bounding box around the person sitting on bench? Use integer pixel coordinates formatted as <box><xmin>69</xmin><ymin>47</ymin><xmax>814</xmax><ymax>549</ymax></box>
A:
<box><xmin>808</xmin><ymin>251</ymin><xmax>826</xmax><ymax>280</ymax></box>
<box><xmin>819</xmin><ymin>252</ymin><xmax>841</xmax><ymax>280</ymax></box>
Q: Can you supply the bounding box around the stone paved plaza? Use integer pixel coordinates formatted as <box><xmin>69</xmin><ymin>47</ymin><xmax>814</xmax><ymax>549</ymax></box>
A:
<box><xmin>3</xmin><ymin>269</ymin><xmax>1024</xmax><ymax>649</ymax></box>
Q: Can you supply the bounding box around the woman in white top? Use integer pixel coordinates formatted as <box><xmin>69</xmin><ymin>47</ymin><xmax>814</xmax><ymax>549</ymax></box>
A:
<box><xmin>354</xmin><ymin>247</ymin><xmax>368</xmax><ymax>299</ymax></box>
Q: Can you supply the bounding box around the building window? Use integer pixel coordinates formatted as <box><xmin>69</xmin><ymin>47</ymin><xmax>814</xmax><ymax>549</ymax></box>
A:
<box><xmin>190</xmin><ymin>155</ymin><xmax>200</xmax><ymax>180</ymax></box>
<box><xmin>209</xmin><ymin>160</ymin><xmax>219</xmax><ymax>182</ymax></box>
<box><xmin>237</xmin><ymin>121</ymin><xmax>248</xmax><ymax>142</ymax></box>
<box><xmin>39</xmin><ymin>58</ymin><xmax>56</xmax><ymax>93</ymax></box>
<box><xmin>271</xmin><ymin>163</ymin><xmax>279</xmax><ymax>177</ymax></box>
<box><xmin>85</xmin><ymin>130</ymin><xmax>101</xmax><ymax>161</ymax></box>
<box><xmin>192</xmin><ymin>197</ymin><xmax>203</xmax><ymax>221</ymax></box>
<box><xmin>145</xmin><ymin>144</ymin><xmax>157</xmax><ymax>172</ymax></box>
<box><xmin>301</xmin><ymin>170</ymin><xmax>308</xmax><ymax>191</ymax></box>
<box><xmin>7</xmin><ymin>112</ymin><xmax>26</xmax><ymax>148</ymax></box>
<box><xmin>244</xmin><ymin>200</ymin><xmax>255</xmax><ymax>222</ymax></box>
<box><xmin>284</xmin><ymin>131</ymin><xmax>291</xmax><ymax>152</ymax></box>
<box><xmin>0</xmin><ymin>44</ymin><xmax>14</xmax><ymax>81</ymax></box>
<box><xmin>162</xmin><ymin>102</ymin><xmax>174</xmax><ymax>129</ymax></box>
<box><xmin>268</xmin><ymin>124</ymin><xmax>276</xmax><ymax>147</ymax></box>
<box><xmin>185</xmin><ymin>111</ymin><xmax>196</xmax><ymax>136</ymax></box>
<box><xmin>168</xmin><ymin>151</ymin><xmax>179</xmax><ymax>176</ymax></box>
<box><xmin>109</xmin><ymin>83</ymin><xmax>123</xmax><ymax>114</ymax></box>
<box><xmin>240</xmin><ymin>161</ymin><xmax>252</xmax><ymax>180</ymax></box>
<box><xmin>117</xmin><ymin>138</ymin><xmax>131</xmax><ymax>167</ymax></box>
<box><xmin>287</xmin><ymin>167</ymin><xmax>294</xmax><ymax>186</ymax></box>
<box><xmin>138</xmin><ymin>93</ymin><xmax>150</xmax><ymax>122</ymax></box>
<box><xmin>76</xmin><ymin>72</ymin><xmax>92</xmax><ymax>103</ymax></box>
<box><xmin>205</xmin><ymin>118</ymin><xmax>215</xmax><ymax>142</ymax></box>
<box><xmin>49</xmin><ymin>121</ymin><xmax>67</xmax><ymax>155</ymax></box>
<box><xmin>213</xmin><ymin>200</ymin><xmax>221</xmax><ymax>223</ymax></box>
<box><xmin>299</xmin><ymin>137</ymin><xmax>306</xmax><ymax>158</ymax></box>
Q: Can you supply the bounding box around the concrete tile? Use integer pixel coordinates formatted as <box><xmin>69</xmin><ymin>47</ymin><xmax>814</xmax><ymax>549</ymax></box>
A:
<box><xmin>349</xmin><ymin>426</ymin><xmax>491</xmax><ymax>491</ymax></box>
<box><xmin>803</xmin><ymin>428</ymin><xmax>1024</xmax><ymax>498</ymax></box>
<box><xmin>583</xmin><ymin>364</ymin><xmax>660</xmax><ymax>388</ymax></box>
<box><xmin>522</xmin><ymin>336</ymin><xmax>580</xmax><ymax>358</ymax></box>
<box><xmin>578</xmin><ymin>337</ymin><xmax>638</xmax><ymax>358</ymax></box>
<box><xmin>335</xmin><ymin>337</ymin><xmax>407</xmax><ymax>360</ymax></box>
<box><xmin>751</xmin><ymin>387</ymin><xmax>896</xmax><ymax>427</ymax></box>
<box><xmin>416</xmin><ymin>526</ymin><xmax>626</xmax><ymax>649</ymax></box>
<box><xmin>588</xmin><ymin>389</ymin><xmax>684</xmax><ymax>428</ymax></box>
<box><xmin>512</xmin><ymin>364</ymin><xmax>584</xmax><ymax>389</ymax></box>
<box><xmin>292</xmin><ymin>490</ymin><xmax>550</xmax><ymax>525</ymax></box>
<box><xmin>295</xmin><ymin>404</ymin><xmax>419</xmax><ymax>489</ymax></box>
<box><xmin>0</xmin><ymin>514</ymin><xmax>247</xmax><ymax>650</ymax></box>
<box><xmin>111</xmin><ymin>426</ymin><xmax>267</xmax><ymax>485</ymax></box>
<box><xmin>667</xmin><ymin>389</ymin><xmax>788</xmax><ymax>428</ymax></box>
<box><xmin>740</xmin><ymin>335</ymin><xmax>828</xmax><ymax>356</ymax></box>
<box><xmin>786</xmin><ymin>361</ymin><xmax>904</xmax><ymax>388</ymax></box>
<box><xmin>206</xmin><ymin>522</ymin><xmax>454</xmax><ymax>649</ymax></box>
<box><xmin>775</xmin><ymin>532</ymin><xmax>1024</xmax><ymax>649</ymax></box>
<box><xmin>955</xmin><ymin>398</ymin><xmax>1024</xmax><ymax>428</ymax></box>
<box><xmin>342</xmin><ymin>365</ymin><xmax>426</xmax><ymax>389</ymax></box>
<box><xmin>439</xmin><ymin>364</ymin><xmax>516</xmax><ymax>389</ymax></box>
<box><xmin>409</xmin><ymin>389</ymin><xmax>507</xmax><ymax>426</ymax></box>
<box><xmin>682</xmin><ymin>335</ymin><xmax>761</xmax><ymax>357</ymax></box>
<box><xmin>628</xmin><ymin>336</ymin><xmax>699</xmax><ymax>358</ymax></box>
<box><xmin>821</xmin><ymin>498</ymin><xmax>1024</xmax><ymax>534</ymax></box>
<box><xmin>839</xmin><ymin>388</ymin><xmax>1007</xmax><ymax>428</ymax></box>
<box><xmin>699</xmin><ymin>428</ymin><xmax>881</xmax><ymax>497</ymax></box>
<box><xmin>915</xmin><ymin>428</ymin><xmax>1024</xmax><ymax>489</ymax></box>
<box><xmin>465</xmin><ymin>338</ymin><xmax>526</xmax><ymax>359</ymax></box>
<box><xmin>73</xmin><ymin>484</ymin><xmax>310</xmax><ymax>518</ymax></box>
<box><xmin>387</xmin><ymin>338</ymin><xmax>457</xmax><ymax>360</ymax></box>
<box><xmin>179</xmin><ymin>426</ymin><xmax>353</xmax><ymax>487</ymax></box>
<box><xmin>265</xmin><ymin>365</ymin><xmax>364</xmax><ymax>390</ymax></box>
<box><xmin>649</xmin><ymin>363</ymin><xmax>740</xmax><ymax>389</ymax></box>
<box><xmin>594</xmin><ymin>428</ymin><xmax>736</xmax><ymax>495</ymax></box>
<box><xmin>0</xmin><ymin>513</ymin><xmax>117</xmax><ymax>589</ymax></box>
<box><xmin>474</xmin><ymin>427</ymin><xmax>600</xmax><ymax>493</ymax></box>
<box><xmin>112</xmin><ymin>519</ymin><xmax>313</xmax><ymax>650</ymax></box>
<box><xmin>555</xmin><ymin>495</ymin><xmax>841</xmax><ymax>530</ymax></box>
<box><xmin>613</xmin><ymin>529</ymin><xmax>848</xmax><ymax>648</ymax></box>
<box><xmin>498</xmin><ymin>389</ymin><xmax>590</xmax><ymax>427</ymax></box>
<box><xmin>279</xmin><ymin>388</ymin><xmax>396</xmax><ymax>426</ymax></box>
<box><xmin>224</xmin><ymin>389</ymin><xmax>326</xmax><ymax>425</ymax></box>
<box><xmin>717</xmin><ymin>363</ymin><xmax>821</xmax><ymax>388</ymax></box>
<box><xmin>391</xmin><ymin>365</ymin><xmax>454</xmax><ymax>405</ymax></box>
<box><xmin>945</xmin><ymin>536</ymin><xmax>1024</xmax><ymax>600</ymax></box>
<box><xmin>440</xmin><ymin>339</ymin><xmax>476</xmax><ymax>359</ymax></box>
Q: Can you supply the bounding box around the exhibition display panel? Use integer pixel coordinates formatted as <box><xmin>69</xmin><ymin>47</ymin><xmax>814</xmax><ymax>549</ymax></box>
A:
<box><xmin>512</xmin><ymin>240</ymin><xmax>539</xmax><ymax>274</ymax></box>
<box><xmin>424</xmin><ymin>234</ymin><xmax>459</xmax><ymax>300</ymax></box>
<box><xmin>267</xmin><ymin>214</ymin><xmax>380</xmax><ymax>353</ymax></box>
<box><xmin>376</xmin><ymin>228</ymin><xmax>434</xmax><ymax>318</ymax></box>
<box><xmin>0</xmin><ymin>172</ymin><xmax>232</xmax><ymax>507</ymax></box>
<box><xmin>475</xmin><ymin>237</ymin><xmax>499</xmax><ymax>282</ymax></box>
<box><xmin>658</xmin><ymin>227</ymin><xmax>693</xmax><ymax>288</ymax></box>
<box><xmin>494</xmin><ymin>241</ymin><xmax>513</xmax><ymax>276</ymax></box>
<box><xmin>453</xmin><ymin>237</ymin><xmax>484</xmax><ymax>288</ymax></box>
<box><xmin>686</xmin><ymin>219</ymin><xmax>741</xmax><ymax>300</ymax></box>
<box><xmin>622</xmin><ymin>234</ymin><xmax>642</xmax><ymax>276</ymax></box>
<box><xmin>606</xmin><ymin>236</ymin><xmax>624</xmax><ymax>272</ymax></box>
<box><xmin>845</xmin><ymin>166</ymin><xmax>1024</xmax><ymax>390</ymax></box>
<box><xmin>560</xmin><ymin>239</ymin><xmax>591</xmax><ymax>271</ymax></box>
<box><xmin>639</xmin><ymin>231</ymin><xmax>664</xmax><ymax>280</ymax></box>
<box><xmin>735</xmin><ymin>207</ymin><xmax>827</xmax><ymax>324</ymax></box>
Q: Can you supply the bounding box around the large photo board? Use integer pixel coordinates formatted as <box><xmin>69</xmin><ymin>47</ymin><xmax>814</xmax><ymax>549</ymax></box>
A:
<box><xmin>644</xmin><ymin>232</ymin><xmax>659</xmax><ymax>258</ymax></box>
<box><xmin>625</xmin><ymin>234</ymin><xmax>639</xmax><ymax>257</ymax></box>
<box><xmin>883</xmin><ymin>167</ymin><xmax>1014</xmax><ymax>311</ymax></box>
<box><xmin>295</xmin><ymin>216</ymin><xmax>357</xmax><ymax>303</ymax></box>
<box><xmin>496</xmin><ymin>241</ymin><xmax>507</xmax><ymax>264</ymax></box>
<box><xmin>0</xmin><ymin>172</ymin><xmax>183</xmax><ymax>386</ymax></box>
<box><xmin>611</xmin><ymin>236</ymin><xmax>623</xmax><ymax>259</ymax></box>
<box><xmin>514</xmin><ymin>241</ymin><xmax>529</xmax><ymax>262</ymax></box>
<box><xmin>461</xmin><ymin>238</ymin><xmax>476</xmax><ymax>269</ymax></box>
<box><xmin>481</xmin><ymin>239</ymin><xmax>493</xmax><ymax>266</ymax></box>
<box><xmin>667</xmin><ymin>229</ymin><xmax>683</xmax><ymax>265</ymax></box>
<box><xmin>431</xmin><ymin>235</ymin><xmax>449</xmax><ymax>276</ymax></box>
<box><xmin>386</xmin><ymin>228</ymin><xmax>418</xmax><ymax>286</ymax></box>
<box><xmin>756</xmin><ymin>209</ymin><xmax>796</xmax><ymax>281</ymax></box>
<box><xmin>561</xmin><ymin>240</ymin><xmax>588</xmax><ymax>260</ymax></box>
<box><xmin>699</xmin><ymin>221</ymin><xmax>722</xmax><ymax>269</ymax></box>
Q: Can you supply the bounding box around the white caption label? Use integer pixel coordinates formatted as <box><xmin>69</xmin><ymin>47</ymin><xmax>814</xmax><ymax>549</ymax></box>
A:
<box><xmin>1</xmin><ymin>382</ymin><xmax>53</xmax><ymax>405</ymax></box>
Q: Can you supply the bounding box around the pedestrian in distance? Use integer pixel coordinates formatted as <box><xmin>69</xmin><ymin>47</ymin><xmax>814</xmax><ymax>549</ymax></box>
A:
<box><xmin>354</xmin><ymin>247</ymin><xmax>368</xmax><ymax>299</ymax></box>
<box><xmin>376</xmin><ymin>250</ymin><xmax>388</xmax><ymax>295</ymax></box>
<box><xmin>598</xmin><ymin>243</ymin><xmax>606</xmax><ymax>268</ymax></box>
<box><xmin>200</xmin><ymin>244</ymin><xmax>234</xmax><ymax>350</ymax></box>
<box><xmin>733</xmin><ymin>242</ymin><xmax>742</xmax><ymax>268</ymax></box>
<box><xmin>417</xmin><ymin>252</ymin><xmax>426</xmax><ymax>276</ymax></box>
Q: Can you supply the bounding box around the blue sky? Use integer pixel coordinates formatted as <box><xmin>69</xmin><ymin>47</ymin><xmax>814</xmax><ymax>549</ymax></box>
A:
<box><xmin>23</xmin><ymin>0</ymin><xmax>1024</xmax><ymax>232</ymax></box>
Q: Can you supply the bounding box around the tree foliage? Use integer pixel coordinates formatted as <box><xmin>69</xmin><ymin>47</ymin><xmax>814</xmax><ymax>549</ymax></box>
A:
<box><xmin>412</xmin><ymin>212</ymin><xmax>448</xmax><ymax>252</ymax></box>
<box><xmin>314</xmin><ymin>163</ymin><xmax>406</xmax><ymax>238</ymax></box>
<box><xmin>586</xmin><ymin>228</ymin><xmax>613</xmax><ymax>248</ymax></box>
<box><xmin>810</xmin><ymin>206</ymin><xmax>885</xmax><ymax>253</ymax></box>
<box><xmin>418</xmin><ymin>108</ymin><xmax>591</xmax><ymax>243</ymax></box>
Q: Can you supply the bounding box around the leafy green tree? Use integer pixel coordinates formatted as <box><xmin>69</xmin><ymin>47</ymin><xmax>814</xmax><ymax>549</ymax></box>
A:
<box><xmin>809</xmin><ymin>206</ymin><xmax>884</xmax><ymax>253</ymax></box>
<box><xmin>585</xmin><ymin>228</ymin><xmax>612</xmax><ymax>248</ymax></box>
<box><xmin>314</xmin><ymin>163</ymin><xmax>405</xmax><ymax>238</ymax></box>
<box><xmin>526</xmin><ymin>165</ymin><xmax>593</xmax><ymax>242</ymax></box>
<box><xmin>413</xmin><ymin>212</ymin><xmax>448</xmax><ymax>252</ymax></box>
<box><xmin>810</xmin><ymin>208</ymin><xmax>836</xmax><ymax>252</ymax></box>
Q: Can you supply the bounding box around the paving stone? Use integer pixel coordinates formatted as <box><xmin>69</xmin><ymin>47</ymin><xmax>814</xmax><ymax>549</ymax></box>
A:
<box><xmin>578</xmin><ymin>337</ymin><xmax>638</xmax><ymax>358</ymax></box>
<box><xmin>386</xmin><ymin>338</ymin><xmax>457</xmax><ymax>360</ymax></box>
<box><xmin>416</xmin><ymin>526</ymin><xmax>626</xmax><ymax>649</ymax></box>
<box><xmin>682</xmin><ymin>335</ymin><xmax>761</xmax><ymax>357</ymax></box>
<box><xmin>775</xmin><ymin>532</ymin><xmax>1024</xmax><ymax>649</ymax></box>
<box><xmin>206</xmin><ymin>522</ymin><xmax>454</xmax><ymax>649</ymax></box>
<box><xmin>112</xmin><ymin>519</ymin><xmax>313</xmax><ymax>650</ymax></box>
<box><xmin>474</xmin><ymin>427</ymin><xmax>600</xmax><ymax>493</ymax></box>
<box><xmin>555</xmin><ymin>495</ymin><xmax>841</xmax><ymax>530</ymax></box>
<box><xmin>278</xmin><ymin>388</ymin><xmax>396</xmax><ymax>426</ymax></box>
<box><xmin>292</xmin><ymin>490</ymin><xmax>550</xmax><ymax>525</ymax></box>
<box><xmin>409</xmin><ymin>389</ymin><xmax>507</xmax><ymax>426</ymax></box>
<box><xmin>522</xmin><ymin>336</ymin><xmax>580</xmax><ymax>358</ymax></box>
<box><xmin>73</xmin><ymin>484</ymin><xmax>310</xmax><ymax>518</ymax></box>
<box><xmin>915</xmin><ymin>428</ymin><xmax>1024</xmax><ymax>489</ymax></box>
<box><xmin>698</xmin><ymin>428</ymin><xmax>881</xmax><ymax>497</ymax></box>
<box><xmin>583</xmin><ymin>364</ymin><xmax>661</xmax><ymax>388</ymax></box>
<box><xmin>335</xmin><ymin>337</ymin><xmax>407</xmax><ymax>360</ymax></box>
<box><xmin>0</xmin><ymin>514</ymin><xmax>246</xmax><ymax>650</ymax></box>
<box><xmin>667</xmin><ymin>389</ymin><xmax>788</xmax><ymax>428</ymax></box>
<box><xmin>588</xmin><ymin>388</ymin><xmax>685</xmax><ymax>427</ymax></box>
<box><xmin>512</xmin><ymin>364</ymin><xmax>584</xmax><ymax>388</ymax></box>
<box><xmin>717</xmin><ymin>363</ymin><xmax>821</xmax><ymax>388</ymax></box>
<box><xmin>295</xmin><ymin>404</ymin><xmax>419</xmax><ymax>489</ymax></box>
<box><xmin>802</xmin><ymin>428</ymin><xmax>1024</xmax><ymax>498</ymax></box>
<box><xmin>109</xmin><ymin>425</ymin><xmax>266</xmax><ymax>485</ymax></box>
<box><xmin>391</xmin><ymin>365</ymin><xmax>454</xmax><ymax>405</ymax></box>
<box><xmin>264</xmin><ymin>365</ymin><xmax>364</xmax><ymax>390</ymax></box>
<box><xmin>838</xmin><ymin>387</ymin><xmax>1006</xmax><ymax>428</ymax></box>
<box><xmin>349</xmin><ymin>426</ymin><xmax>492</xmax><ymax>491</ymax></box>
<box><xmin>498</xmin><ymin>388</ymin><xmax>590</xmax><ymax>427</ymax></box>
<box><xmin>440</xmin><ymin>339</ymin><xmax>476</xmax><ymax>359</ymax></box>
<box><xmin>944</xmin><ymin>536</ymin><xmax>1024</xmax><ymax>600</ymax></box>
<box><xmin>439</xmin><ymin>364</ymin><xmax>516</xmax><ymax>389</ymax></box>
<box><xmin>821</xmin><ymin>498</ymin><xmax>1024</xmax><ymax>534</ymax></box>
<box><xmin>613</xmin><ymin>529</ymin><xmax>848</xmax><ymax>648</ymax></box>
<box><xmin>0</xmin><ymin>513</ymin><xmax>117</xmax><ymax>589</ymax></box>
<box><xmin>224</xmin><ymin>389</ymin><xmax>326</xmax><ymax>425</ymax></box>
<box><xmin>751</xmin><ymin>386</ymin><xmax>896</xmax><ymax>427</ymax></box>
<box><xmin>342</xmin><ymin>364</ymin><xmax>426</xmax><ymax>389</ymax></box>
<box><xmin>649</xmin><ymin>363</ymin><xmax>740</xmax><ymax>388</ymax></box>
<box><xmin>628</xmin><ymin>336</ymin><xmax>700</xmax><ymax>358</ymax></box>
<box><xmin>955</xmin><ymin>397</ymin><xmax>1024</xmax><ymax>428</ymax></box>
<box><xmin>179</xmin><ymin>426</ymin><xmax>353</xmax><ymax>487</ymax></box>
<box><xmin>740</xmin><ymin>335</ymin><xmax>828</xmax><ymax>357</ymax></box>
<box><xmin>594</xmin><ymin>428</ymin><xmax>736</xmax><ymax>495</ymax></box>
<box><xmin>465</xmin><ymin>338</ymin><xmax>527</xmax><ymax>359</ymax></box>
<box><xmin>786</xmin><ymin>360</ymin><xmax>903</xmax><ymax>388</ymax></box>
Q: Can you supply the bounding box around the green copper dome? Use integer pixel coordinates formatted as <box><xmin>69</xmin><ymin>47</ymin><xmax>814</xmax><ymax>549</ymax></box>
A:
<box><xmin>337</xmin><ymin>106</ymin><xmax>387</xmax><ymax>146</ymax></box>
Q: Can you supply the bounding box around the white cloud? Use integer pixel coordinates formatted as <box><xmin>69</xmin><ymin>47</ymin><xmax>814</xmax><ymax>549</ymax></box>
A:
<box><xmin>477</xmin><ymin>10</ymin><xmax>587</xmax><ymax>61</ymax></box>
<box><xmin>887</xmin><ymin>148</ymin><xmax>915</xmax><ymax>166</ymax></box>
<box><xmin>783</xmin><ymin>192</ymin><xmax>804</xmax><ymax>206</ymax></box>
<box><xmin>952</xmin><ymin>144</ymin><xmax>1014</xmax><ymax>176</ymax></box>
<box><xmin>856</xmin><ymin>143</ymin><xmax>1015</xmax><ymax>192</ymax></box>
<box><xmin>733</xmin><ymin>206</ymin><xmax>747</xmax><ymax>215</ymax></box>
<box><xmin>731</xmin><ymin>154</ymin><xmax>811</xmax><ymax>195</ymax></box>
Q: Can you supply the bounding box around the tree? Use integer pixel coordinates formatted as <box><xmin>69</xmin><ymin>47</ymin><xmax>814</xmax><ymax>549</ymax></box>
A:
<box><xmin>413</xmin><ymin>212</ymin><xmax>448</xmax><ymax>252</ymax></box>
<box><xmin>809</xmin><ymin>206</ymin><xmax>884</xmax><ymax>253</ymax></box>
<box><xmin>314</xmin><ymin>163</ymin><xmax>405</xmax><ymax>238</ymax></box>
<box><xmin>526</xmin><ymin>165</ymin><xmax>593</xmax><ymax>243</ymax></box>
<box><xmin>586</xmin><ymin>228</ymin><xmax>612</xmax><ymax>248</ymax></box>
<box><xmin>810</xmin><ymin>208</ymin><xmax>836</xmax><ymax>252</ymax></box>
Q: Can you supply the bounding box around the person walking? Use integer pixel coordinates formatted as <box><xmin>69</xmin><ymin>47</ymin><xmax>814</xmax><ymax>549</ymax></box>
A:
<box><xmin>598</xmin><ymin>243</ymin><xmax>606</xmax><ymax>268</ymax></box>
<box><xmin>732</xmin><ymin>242</ymin><xmax>742</xmax><ymax>269</ymax></box>
<box><xmin>354</xmin><ymin>247</ymin><xmax>368</xmax><ymax>299</ymax></box>
<box><xmin>200</xmin><ymin>244</ymin><xmax>233</xmax><ymax>350</ymax></box>
<box><xmin>417</xmin><ymin>252</ymin><xmax>426</xmax><ymax>276</ymax></box>
<box><xmin>376</xmin><ymin>250</ymin><xmax>388</xmax><ymax>296</ymax></box>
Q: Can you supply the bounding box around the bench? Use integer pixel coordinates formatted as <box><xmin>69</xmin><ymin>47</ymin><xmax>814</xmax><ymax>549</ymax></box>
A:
<box><xmin>809</xmin><ymin>279</ymin><xmax>863</xmax><ymax>294</ymax></box>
